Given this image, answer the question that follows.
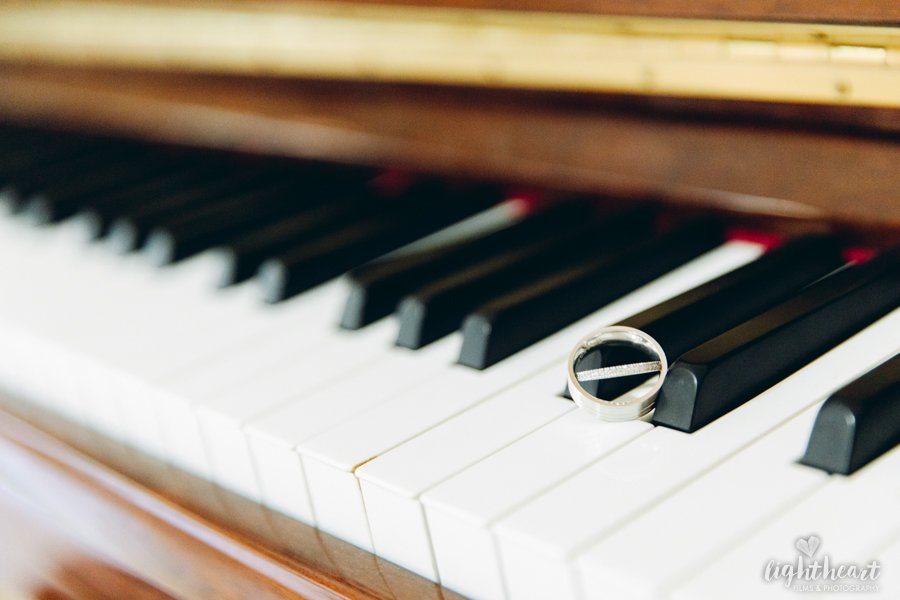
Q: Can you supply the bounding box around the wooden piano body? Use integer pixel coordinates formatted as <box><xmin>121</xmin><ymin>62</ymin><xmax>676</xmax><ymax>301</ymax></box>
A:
<box><xmin>0</xmin><ymin>2</ymin><xmax>898</xmax><ymax>598</ymax></box>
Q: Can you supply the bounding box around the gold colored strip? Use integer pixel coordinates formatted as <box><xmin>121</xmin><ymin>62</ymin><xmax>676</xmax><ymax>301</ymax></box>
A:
<box><xmin>0</xmin><ymin>1</ymin><xmax>898</xmax><ymax>107</ymax></box>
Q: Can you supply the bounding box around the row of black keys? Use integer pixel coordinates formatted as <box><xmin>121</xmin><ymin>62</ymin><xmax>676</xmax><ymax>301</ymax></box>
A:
<box><xmin>564</xmin><ymin>232</ymin><xmax>899</xmax><ymax>475</ymax></box>
<box><xmin>1</xmin><ymin>126</ymin><xmax>897</xmax><ymax>474</ymax></box>
<box><xmin>0</xmin><ymin>125</ymin><xmax>725</xmax><ymax>366</ymax></box>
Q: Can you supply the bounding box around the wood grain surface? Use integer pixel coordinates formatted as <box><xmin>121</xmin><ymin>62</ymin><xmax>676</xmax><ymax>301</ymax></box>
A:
<box><xmin>0</xmin><ymin>66</ymin><xmax>898</xmax><ymax>233</ymax></box>
<box><xmin>0</xmin><ymin>397</ymin><xmax>463</xmax><ymax>600</ymax></box>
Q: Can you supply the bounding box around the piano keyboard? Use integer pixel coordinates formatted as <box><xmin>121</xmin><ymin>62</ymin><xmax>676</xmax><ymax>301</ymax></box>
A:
<box><xmin>0</xmin><ymin>125</ymin><xmax>897</xmax><ymax>600</ymax></box>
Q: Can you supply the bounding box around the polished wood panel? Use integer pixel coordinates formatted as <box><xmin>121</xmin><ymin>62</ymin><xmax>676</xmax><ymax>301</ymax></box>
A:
<box><xmin>1</xmin><ymin>66</ymin><xmax>898</xmax><ymax>235</ymax></box>
<box><xmin>0</xmin><ymin>491</ymin><xmax>174</xmax><ymax>600</ymax></box>
<box><xmin>0</xmin><ymin>396</ymin><xmax>463</xmax><ymax>600</ymax></box>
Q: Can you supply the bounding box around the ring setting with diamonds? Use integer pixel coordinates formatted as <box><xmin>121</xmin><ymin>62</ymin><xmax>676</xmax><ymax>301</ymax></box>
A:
<box><xmin>566</xmin><ymin>326</ymin><xmax>668</xmax><ymax>421</ymax></box>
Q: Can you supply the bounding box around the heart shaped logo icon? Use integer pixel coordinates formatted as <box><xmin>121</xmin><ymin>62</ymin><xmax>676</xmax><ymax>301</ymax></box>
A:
<box><xmin>795</xmin><ymin>535</ymin><xmax>821</xmax><ymax>558</ymax></box>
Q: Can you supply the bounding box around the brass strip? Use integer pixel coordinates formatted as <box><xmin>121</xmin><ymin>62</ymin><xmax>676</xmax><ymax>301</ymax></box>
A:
<box><xmin>0</xmin><ymin>1</ymin><xmax>898</xmax><ymax>106</ymax></box>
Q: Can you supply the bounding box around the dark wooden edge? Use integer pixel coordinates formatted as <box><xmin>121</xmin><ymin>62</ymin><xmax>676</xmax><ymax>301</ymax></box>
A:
<box><xmin>1</xmin><ymin>65</ymin><xmax>899</xmax><ymax>238</ymax></box>
<box><xmin>0</xmin><ymin>397</ymin><xmax>462</xmax><ymax>600</ymax></box>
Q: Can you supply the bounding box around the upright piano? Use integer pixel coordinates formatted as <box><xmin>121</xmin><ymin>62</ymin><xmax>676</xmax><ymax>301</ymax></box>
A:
<box><xmin>0</xmin><ymin>2</ymin><xmax>898</xmax><ymax>599</ymax></box>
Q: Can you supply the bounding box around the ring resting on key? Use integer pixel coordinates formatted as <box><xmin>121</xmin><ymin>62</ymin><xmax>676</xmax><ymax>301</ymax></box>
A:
<box><xmin>567</xmin><ymin>326</ymin><xmax>668</xmax><ymax>421</ymax></box>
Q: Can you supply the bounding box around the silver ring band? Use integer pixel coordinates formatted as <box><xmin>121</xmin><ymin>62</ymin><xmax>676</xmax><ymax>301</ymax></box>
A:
<box><xmin>567</xmin><ymin>326</ymin><xmax>668</xmax><ymax>421</ymax></box>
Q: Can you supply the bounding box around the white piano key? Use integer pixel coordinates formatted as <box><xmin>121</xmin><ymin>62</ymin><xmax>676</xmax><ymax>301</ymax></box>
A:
<box><xmin>73</xmin><ymin>280</ymin><xmax>267</xmax><ymax>443</ymax></box>
<box><xmin>0</xmin><ymin>223</ymin><xmax>221</xmax><ymax>364</ymax></box>
<box><xmin>125</xmin><ymin>278</ymin><xmax>350</xmax><ymax>461</ymax></box>
<box><xmin>0</xmin><ymin>210</ymin><xmax>363</xmax><ymax>464</ymax></box>
<box><xmin>35</xmin><ymin>254</ymin><xmax>267</xmax><ymax>441</ymax></box>
<box><xmin>246</xmin><ymin>333</ymin><xmax>462</xmax><ymax>523</ymax></box>
<box><xmin>4</xmin><ymin>227</ymin><xmax>185</xmax><ymax>440</ymax></box>
<box><xmin>575</xmin><ymin>404</ymin><xmax>827</xmax><ymax>600</ymax></box>
<box><xmin>356</xmin><ymin>367</ymin><xmax>573</xmax><ymax>580</ymax></box>
<box><xmin>422</xmin><ymin>411</ymin><xmax>652</xmax><ymax>600</ymax></box>
<box><xmin>153</xmin><ymin>205</ymin><xmax>541</xmax><ymax>479</ymax></box>
<box><xmin>855</xmin><ymin>538</ymin><xmax>900</xmax><ymax>600</ymax></box>
<box><xmin>671</xmin><ymin>445</ymin><xmax>900</xmax><ymax>600</ymax></box>
<box><xmin>151</xmin><ymin>325</ymin><xmax>325</xmax><ymax>466</ymax></box>
<box><xmin>0</xmin><ymin>220</ymin><xmax>56</xmax><ymax>395</ymax></box>
<box><xmin>0</xmin><ymin>178</ymin><xmax>502</xmax><ymax>451</ymax></box>
<box><xmin>180</xmin><ymin>205</ymin><xmax>526</xmax><ymax>482</ymax></box>
<box><xmin>196</xmin><ymin>319</ymin><xmax>399</xmax><ymax>498</ymax></box>
<box><xmin>0</xmin><ymin>219</ymin><xmax>126</xmax><ymax>419</ymax></box>
<box><xmin>298</xmin><ymin>241</ymin><xmax>764</xmax><ymax>559</ymax></box>
<box><xmin>492</xmin><ymin>308</ymin><xmax>900</xmax><ymax>600</ymax></box>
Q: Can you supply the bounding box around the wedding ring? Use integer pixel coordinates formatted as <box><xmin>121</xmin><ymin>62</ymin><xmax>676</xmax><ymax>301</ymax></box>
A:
<box><xmin>567</xmin><ymin>326</ymin><xmax>668</xmax><ymax>421</ymax></box>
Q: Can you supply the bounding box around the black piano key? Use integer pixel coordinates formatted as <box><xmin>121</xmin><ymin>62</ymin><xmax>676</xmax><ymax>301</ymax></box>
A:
<box><xmin>73</xmin><ymin>157</ymin><xmax>234</xmax><ymax>239</ymax></box>
<box><xmin>22</xmin><ymin>152</ymin><xmax>193</xmax><ymax>224</ymax></box>
<box><xmin>457</xmin><ymin>214</ymin><xmax>731</xmax><ymax>369</ymax></box>
<box><xmin>148</xmin><ymin>172</ymin><xmax>450</xmax><ymax>270</ymax></box>
<box><xmin>559</xmin><ymin>234</ymin><xmax>845</xmax><ymax>400</ymax></box>
<box><xmin>340</xmin><ymin>200</ymin><xmax>598</xmax><ymax>330</ymax></box>
<box><xmin>396</xmin><ymin>205</ymin><xmax>661</xmax><ymax>350</ymax></box>
<box><xmin>800</xmin><ymin>353</ymin><xmax>900</xmax><ymax>475</ymax></box>
<box><xmin>0</xmin><ymin>136</ymin><xmax>120</xmax><ymax>211</ymax></box>
<box><xmin>105</xmin><ymin>166</ymin><xmax>280</xmax><ymax>253</ymax></box>
<box><xmin>624</xmin><ymin>234</ymin><xmax>845</xmax><ymax>359</ymax></box>
<box><xmin>5</xmin><ymin>152</ymin><xmax>148</xmax><ymax>219</ymax></box>
<box><xmin>0</xmin><ymin>124</ymin><xmax>50</xmax><ymax>147</ymax></box>
<box><xmin>105</xmin><ymin>158</ymin><xmax>360</xmax><ymax>253</ymax></box>
<box><xmin>652</xmin><ymin>247</ymin><xmax>900</xmax><ymax>433</ymax></box>
<box><xmin>258</xmin><ymin>183</ymin><xmax>501</xmax><ymax>303</ymax></box>
<box><xmin>0</xmin><ymin>130</ymin><xmax>104</xmax><ymax>178</ymax></box>
<box><xmin>215</xmin><ymin>194</ymin><xmax>373</xmax><ymax>287</ymax></box>
<box><xmin>142</xmin><ymin>178</ymin><xmax>341</xmax><ymax>266</ymax></box>
<box><xmin>0</xmin><ymin>135</ymin><xmax>74</xmax><ymax>178</ymax></box>
<box><xmin>5</xmin><ymin>138</ymin><xmax>143</xmax><ymax>191</ymax></box>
